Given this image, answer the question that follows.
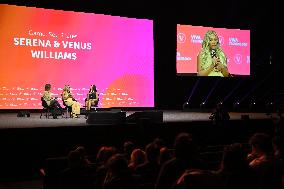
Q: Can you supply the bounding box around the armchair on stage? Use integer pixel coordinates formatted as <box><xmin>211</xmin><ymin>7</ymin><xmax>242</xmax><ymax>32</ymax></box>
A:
<box><xmin>40</xmin><ymin>97</ymin><xmax>52</xmax><ymax>119</ymax></box>
<box><xmin>84</xmin><ymin>94</ymin><xmax>99</xmax><ymax>118</ymax></box>
<box><xmin>40</xmin><ymin>97</ymin><xmax>63</xmax><ymax>119</ymax></box>
<box><xmin>62</xmin><ymin>100</ymin><xmax>73</xmax><ymax>118</ymax></box>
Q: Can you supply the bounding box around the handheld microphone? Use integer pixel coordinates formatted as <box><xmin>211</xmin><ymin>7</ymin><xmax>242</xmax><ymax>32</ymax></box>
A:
<box><xmin>211</xmin><ymin>49</ymin><xmax>217</xmax><ymax>58</ymax></box>
<box><xmin>211</xmin><ymin>49</ymin><xmax>218</xmax><ymax>68</ymax></box>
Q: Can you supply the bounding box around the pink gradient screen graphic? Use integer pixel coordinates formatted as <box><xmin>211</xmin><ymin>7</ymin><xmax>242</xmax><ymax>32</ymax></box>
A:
<box><xmin>177</xmin><ymin>25</ymin><xmax>250</xmax><ymax>76</ymax></box>
<box><xmin>0</xmin><ymin>4</ymin><xmax>154</xmax><ymax>109</ymax></box>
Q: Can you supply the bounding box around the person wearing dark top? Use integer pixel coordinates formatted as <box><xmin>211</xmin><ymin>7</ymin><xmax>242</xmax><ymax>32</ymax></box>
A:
<box><xmin>173</xmin><ymin>143</ymin><xmax>257</xmax><ymax>189</ymax></box>
<box><xmin>42</xmin><ymin>83</ymin><xmax>63</xmax><ymax>118</ymax></box>
<box><xmin>103</xmin><ymin>154</ymin><xmax>141</xmax><ymax>189</ymax></box>
<box><xmin>94</xmin><ymin>146</ymin><xmax>117</xmax><ymax>189</ymax></box>
<box><xmin>85</xmin><ymin>84</ymin><xmax>99</xmax><ymax>111</ymax></box>
<box><xmin>217</xmin><ymin>143</ymin><xmax>257</xmax><ymax>189</ymax></box>
<box><xmin>248</xmin><ymin>133</ymin><xmax>282</xmax><ymax>189</ymax></box>
<box><xmin>123</xmin><ymin>141</ymin><xmax>135</xmax><ymax>163</ymax></box>
<box><xmin>159</xmin><ymin>147</ymin><xmax>173</xmax><ymax>166</ymax></box>
<box><xmin>58</xmin><ymin>150</ymin><xmax>94</xmax><ymax>189</ymax></box>
<box><xmin>155</xmin><ymin>133</ymin><xmax>204</xmax><ymax>189</ymax></box>
<box><xmin>209</xmin><ymin>102</ymin><xmax>230</xmax><ymax>126</ymax></box>
<box><xmin>135</xmin><ymin>142</ymin><xmax>161</xmax><ymax>189</ymax></box>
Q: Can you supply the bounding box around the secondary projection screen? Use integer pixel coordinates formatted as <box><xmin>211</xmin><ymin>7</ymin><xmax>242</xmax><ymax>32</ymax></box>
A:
<box><xmin>0</xmin><ymin>4</ymin><xmax>154</xmax><ymax>109</ymax></box>
<box><xmin>177</xmin><ymin>25</ymin><xmax>250</xmax><ymax>77</ymax></box>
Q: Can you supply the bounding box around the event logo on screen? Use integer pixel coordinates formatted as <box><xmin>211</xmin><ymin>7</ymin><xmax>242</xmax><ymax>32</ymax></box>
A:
<box><xmin>177</xmin><ymin>33</ymin><xmax>186</xmax><ymax>43</ymax></box>
<box><xmin>190</xmin><ymin>34</ymin><xmax>203</xmax><ymax>44</ymax></box>
<box><xmin>229</xmin><ymin>37</ymin><xmax>248</xmax><ymax>47</ymax></box>
<box><xmin>234</xmin><ymin>54</ymin><xmax>242</xmax><ymax>64</ymax></box>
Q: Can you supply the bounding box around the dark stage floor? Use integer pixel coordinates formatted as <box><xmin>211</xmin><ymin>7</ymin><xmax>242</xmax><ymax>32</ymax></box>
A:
<box><xmin>0</xmin><ymin>110</ymin><xmax>276</xmax><ymax>129</ymax></box>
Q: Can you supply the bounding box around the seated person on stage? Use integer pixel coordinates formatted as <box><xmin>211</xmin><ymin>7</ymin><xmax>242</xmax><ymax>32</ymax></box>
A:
<box><xmin>42</xmin><ymin>84</ymin><xmax>63</xmax><ymax>118</ymax></box>
<box><xmin>61</xmin><ymin>85</ymin><xmax>81</xmax><ymax>118</ymax></box>
<box><xmin>85</xmin><ymin>84</ymin><xmax>99</xmax><ymax>111</ymax></box>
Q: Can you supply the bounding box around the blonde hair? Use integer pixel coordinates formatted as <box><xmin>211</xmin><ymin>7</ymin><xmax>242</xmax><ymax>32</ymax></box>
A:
<box><xmin>63</xmin><ymin>85</ymin><xmax>70</xmax><ymax>92</ymax></box>
<box><xmin>199</xmin><ymin>30</ymin><xmax>227</xmax><ymax>66</ymax></box>
<box><xmin>202</xmin><ymin>30</ymin><xmax>220</xmax><ymax>50</ymax></box>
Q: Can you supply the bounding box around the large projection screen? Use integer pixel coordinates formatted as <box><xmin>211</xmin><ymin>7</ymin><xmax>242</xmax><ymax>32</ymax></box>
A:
<box><xmin>0</xmin><ymin>4</ymin><xmax>154</xmax><ymax>109</ymax></box>
<box><xmin>177</xmin><ymin>24</ymin><xmax>250</xmax><ymax>77</ymax></box>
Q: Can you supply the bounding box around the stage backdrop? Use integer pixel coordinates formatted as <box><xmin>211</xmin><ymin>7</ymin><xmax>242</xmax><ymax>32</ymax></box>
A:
<box><xmin>0</xmin><ymin>4</ymin><xmax>154</xmax><ymax>109</ymax></box>
<box><xmin>177</xmin><ymin>25</ymin><xmax>250</xmax><ymax>76</ymax></box>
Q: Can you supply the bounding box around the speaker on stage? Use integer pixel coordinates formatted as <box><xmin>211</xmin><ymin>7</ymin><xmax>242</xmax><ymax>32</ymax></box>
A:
<box><xmin>126</xmin><ymin>110</ymin><xmax>163</xmax><ymax>124</ymax></box>
<box><xmin>86</xmin><ymin>110</ymin><xmax>126</xmax><ymax>124</ymax></box>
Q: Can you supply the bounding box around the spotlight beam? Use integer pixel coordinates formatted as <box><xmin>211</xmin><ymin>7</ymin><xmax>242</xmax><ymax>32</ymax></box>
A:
<box><xmin>222</xmin><ymin>80</ymin><xmax>243</xmax><ymax>103</ymax></box>
<box><xmin>203</xmin><ymin>78</ymin><xmax>221</xmax><ymax>104</ymax></box>
<box><xmin>185</xmin><ymin>78</ymin><xmax>200</xmax><ymax>105</ymax></box>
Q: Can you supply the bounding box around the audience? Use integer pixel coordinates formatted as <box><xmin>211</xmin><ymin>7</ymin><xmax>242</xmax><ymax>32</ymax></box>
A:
<box><xmin>217</xmin><ymin>143</ymin><xmax>257</xmax><ymax>189</ymax></box>
<box><xmin>248</xmin><ymin>133</ymin><xmax>282</xmax><ymax>189</ymax></box>
<box><xmin>135</xmin><ymin>142</ymin><xmax>161</xmax><ymax>189</ymax></box>
<box><xmin>123</xmin><ymin>141</ymin><xmax>135</xmax><ymax>163</ymax></box>
<box><xmin>153</xmin><ymin>138</ymin><xmax>166</xmax><ymax>149</ymax></box>
<box><xmin>173</xmin><ymin>143</ymin><xmax>257</xmax><ymax>189</ymax></box>
<box><xmin>94</xmin><ymin>146</ymin><xmax>117</xmax><ymax>189</ymax></box>
<box><xmin>155</xmin><ymin>133</ymin><xmax>203</xmax><ymax>189</ymax></box>
<box><xmin>40</xmin><ymin>132</ymin><xmax>284</xmax><ymax>189</ymax></box>
<box><xmin>75</xmin><ymin>145</ymin><xmax>92</xmax><ymax>166</ymax></box>
<box><xmin>58</xmin><ymin>149</ymin><xmax>94</xmax><ymax>189</ymax></box>
<box><xmin>103</xmin><ymin>154</ymin><xmax>141</xmax><ymax>189</ymax></box>
<box><xmin>128</xmin><ymin>149</ymin><xmax>146</xmax><ymax>172</ymax></box>
<box><xmin>159</xmin><ymin>147</ymin><xmax>173</xmax><ymax>166</ymax></box>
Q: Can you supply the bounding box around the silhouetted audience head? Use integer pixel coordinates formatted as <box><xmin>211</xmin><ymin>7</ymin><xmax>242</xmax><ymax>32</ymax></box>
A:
<box><xmin>220</xmin><ymin>143</ymin><xmax>248</xmax><ymax>172</ymax></box>
<box><xmin>159</xmin><ymin>147</ymin><xmax>173</xmax><ymax>165</ymax></box>
<box><xmin>174</xmin><ymin>133</ymin><xmax>197</xmax><ymax>159</ymax></box>
<box><xmin>145</xmin><ymin>142</ymin><xmax>160</xmax><ymax>163</ymax></box>
<box><xmin>153</xmin><ymin>138</ymin><xmax>166</xmax><ymax>149</ymax></box>
<box><xmin>123</xmin><ymin>141</ymin><xmax>135</xmax><ymax>161</ymax></box>
<box><xmin>107</xmin><ymin>154</ymin><xmax>129</xmax><ymax>174</ymax></box>
<box><xmin>59</xmin><ymin>148</ymin><xmax>94</xmax><ymax>189</ymax></box>
<box><xmin>67</xmin><ymin>150</ymin><xmax>84</xmax><ymax>169</ymax></box>
<box><xmin>74</xmin><ymin>145</ymin><xmax>91</xmax><ymax>165</ymax></box>
<box><xmin>249</xmin><ymin>133</ymin><xmax>283</xmax><ymax>189</ymax></box>
<box><xmin>96</xmin><ymin>146</ymin><xmax>117</xmax><ymax>165</ymax></box>
<box><xmin>104</xmin><ymin>154</ymin><xmax>138</xmax><ymax>189</ymax></box>
<box><xmin>249</xmin><ymin>133</ymin><xmax>272</xmax><ymax>156</ymax></box>
<box><xmin>75</xmin><ymin>146</ymin><xmax>86</xmax><ymax>155</ymax></box>
<box><xmin>128</xmin><ymin>149</ymin><xmax>146</xmax><ymax>170</ymax></box>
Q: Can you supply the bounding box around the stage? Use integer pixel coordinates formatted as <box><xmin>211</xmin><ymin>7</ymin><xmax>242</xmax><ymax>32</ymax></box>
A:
<box><xmin>0</xmin><ymin>110</ymin><xmax>276</xmax><ymax>129</ymax></box>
